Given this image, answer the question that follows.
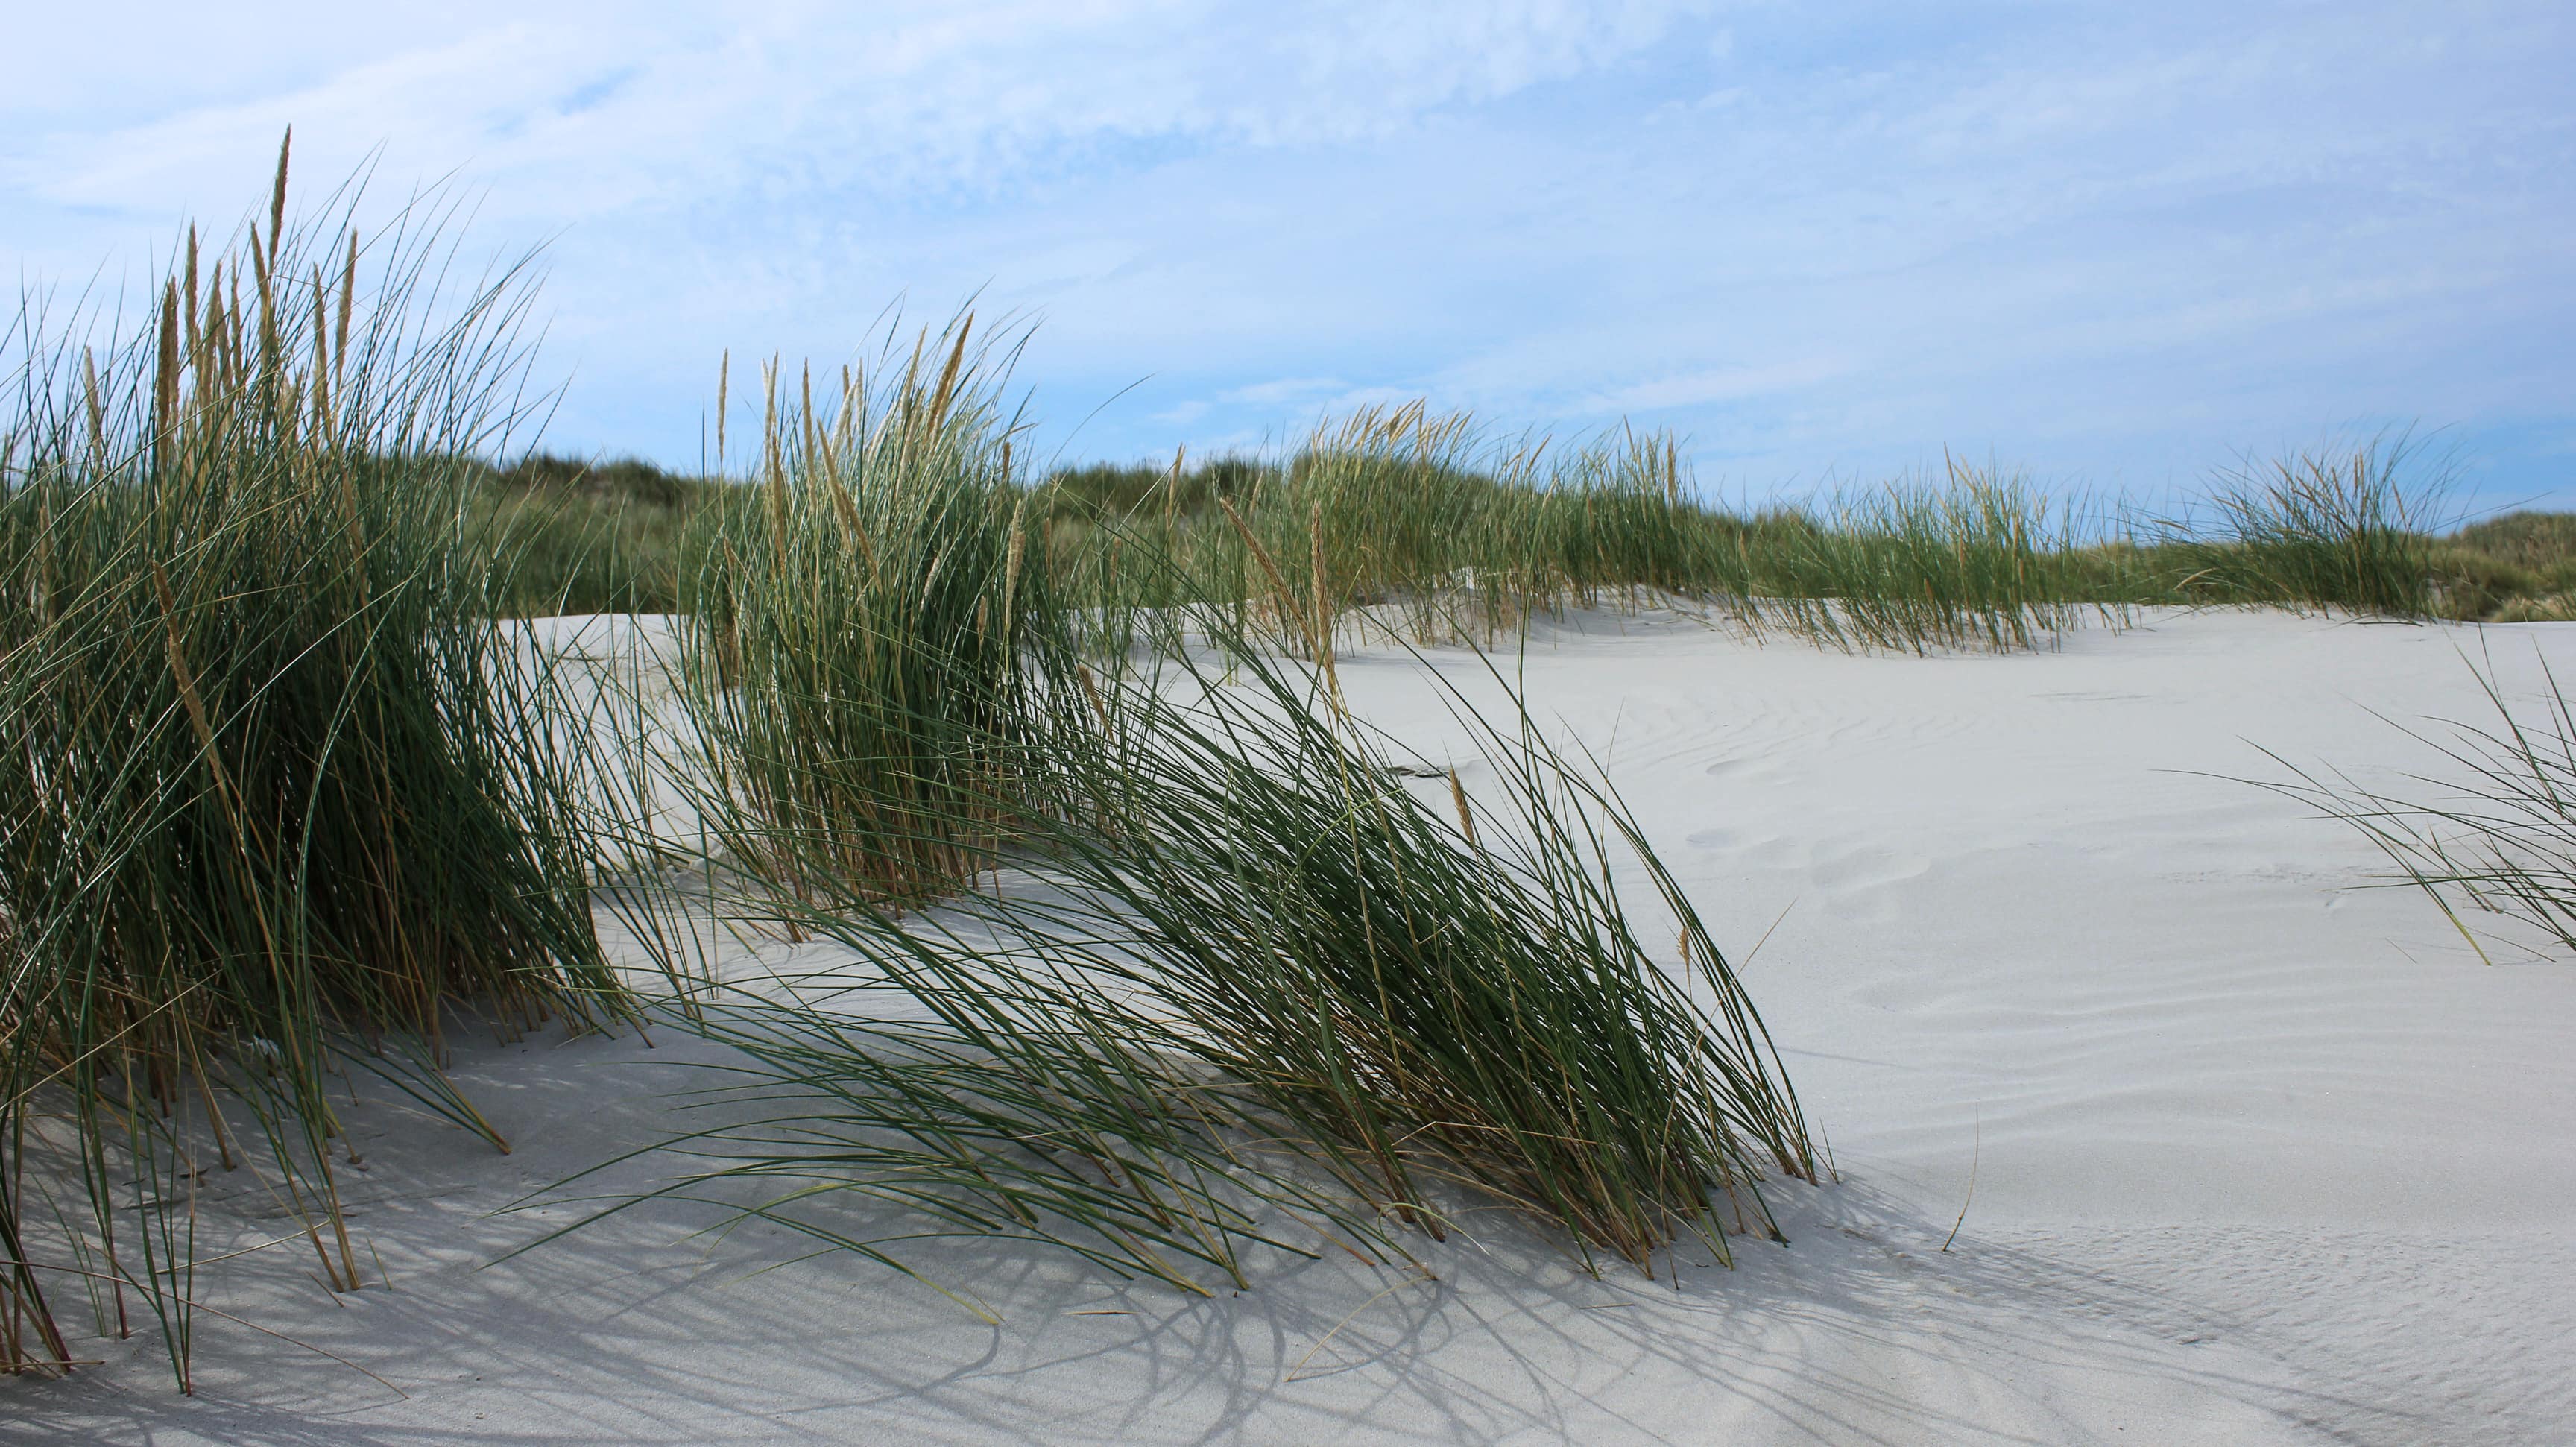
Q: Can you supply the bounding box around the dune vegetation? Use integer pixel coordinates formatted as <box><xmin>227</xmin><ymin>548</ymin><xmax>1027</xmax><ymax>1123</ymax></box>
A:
<box><xmin>1</xmin><ymin>147</ymin><xmax>1817</xmax><ymax>1390</ymax></box>
<box><xmin>483</xmin><ymin>414</ymin><xmax>2569</xmax><ymax>649</ymax></box>
<box><xmin>4</xmin><ymin>138</ymin><xmax>2567</xmax><ymax>1395</ymax></box>
<box><xmin>2260</xmin><ymin>646</ymin><xmax>2576</xmax><ymax>964</ymax></box>
<box><xmin>0</xmin><ymin>143</ymin><xmax>638</xmax><ymax>1387</ymax></box>
<box><xmin>544</xmin><ymin>564</ymin><xmax>1819</xmax><ymax>1303</ymax></box>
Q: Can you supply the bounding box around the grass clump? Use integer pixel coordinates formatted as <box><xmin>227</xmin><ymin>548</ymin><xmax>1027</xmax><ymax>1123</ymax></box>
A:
<box><xmin>677</xmin><ymin>319</ymin><xmax>1057</xmax><ymax>902</ymax></box>
<box><xmin>1028</xmin><ymin>616</ymin><xmax>1822</xmax><ymax>1268</ymax></box>
<box><xmin>2146</xmin><ymin>435</ymin><xmax>2445</xmax><ymax>617</ymax></box>
<box><xmin>1713</xmin><ymin>460</ymin><xmax>2112</xmax><ymax>654</ymax></box>
<box><xmin>0</xmin><ymin>140</ymin><xmax>623</xmax><ymax>1388</ymax></box>
<box><xmin>2264</xmin><ymin>647</ymin><xmax>2576</xmax><ymax>962</ymax></box>
<box><xmin>559</xmin><ymin>533</ymin><xmax>1816</xmax><ymax>1296</ymax></box>
<box><xmin>1044</xmin><ymin>406</ymin><xmax>2116</xmax><ymax>657</ymax></box>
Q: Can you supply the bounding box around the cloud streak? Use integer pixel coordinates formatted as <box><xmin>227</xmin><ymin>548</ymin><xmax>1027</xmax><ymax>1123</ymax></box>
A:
<box><xmin>5</xmin><ymin>1</ymin><xmax>2570</xmax><ymax>507</ymax></box>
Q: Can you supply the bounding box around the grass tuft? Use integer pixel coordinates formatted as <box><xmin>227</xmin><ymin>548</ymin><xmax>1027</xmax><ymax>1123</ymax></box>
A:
<box><xmin>0</xmin><ymin>148</ymin><xmax>625</xmax><ymax>1387</ymax></box>
<box><xmin>673</xmin><ymin>316</ymin><xmax>1062</xmax><ymax>903</ymax></box>
<box><xmin>557</xmin><ymin>539</ymin><xmax>1817</xmax><ymax>1296</ymax></box>
<box><xmin>2261</xmin><ymin>645</ymin><xmax>2576</xmax><ymax>962</ymax></box>
<box><xmin>2147</xmin><ymin>432</ymin><xmax>2446</xmax><ymax>617</ymax></box>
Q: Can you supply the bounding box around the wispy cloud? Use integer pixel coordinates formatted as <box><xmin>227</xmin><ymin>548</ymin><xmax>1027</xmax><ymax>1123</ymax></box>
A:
<box><xmin>5</xmin><ymin>1</ymin><xmax>2570</xmax><ymax>505</ymax></box>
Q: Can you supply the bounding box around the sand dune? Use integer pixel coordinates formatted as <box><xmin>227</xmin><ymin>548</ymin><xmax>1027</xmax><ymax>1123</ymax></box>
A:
<box><xmin>13</xmin><ymin>607</ymin><xmax>2574</xmax><ymax>1444</ymax></box>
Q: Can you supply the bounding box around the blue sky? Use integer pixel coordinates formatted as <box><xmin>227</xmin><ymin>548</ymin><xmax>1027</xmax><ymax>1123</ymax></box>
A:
<box><xmin>8</xmin><ymin>1</ymin><xmax>2572</xmax><ymax>513</ymax></box>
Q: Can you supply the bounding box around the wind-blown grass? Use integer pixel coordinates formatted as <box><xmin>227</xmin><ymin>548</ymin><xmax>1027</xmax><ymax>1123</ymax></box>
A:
<box><xmin>2261</xmin><ymin>646</ymin><xmax>2576</xmax><ymax>962</ymax></box>
<box><xmin>2145</xmin><ymin>434</ymin><xmax>2446</xmax><ymax>617</ymax></box>
<box><xmin>552</xmin><ymin>531</ymin><xmax>1816</xmax><ymax>1296</ymax></box>
<box><xmin>1021</xmin><ymin>611</ymin><xmax>1822</xmax><ymax>1270</ymax></box>
<box><xmin>0</xmin><ymin>141</ymin><xmax>625</xmax><ymax>1388</ymax></box>
<box><xmin>674</xmin><ymin>318</ymin><xmax>1061</xmax><ymax>903</ymax></box>
<box><xmin>502</xmin><ymin>960</ymin><xmax>1420</xmax><ymax>1308</ymax></box>
<box><xmin>1044</xmin><ymin>405</ymin><xmax>2095</xmax><ymax>656</ymax></box>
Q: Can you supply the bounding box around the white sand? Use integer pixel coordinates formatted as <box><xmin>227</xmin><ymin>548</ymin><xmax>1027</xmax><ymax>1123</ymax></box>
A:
<box><xmin>12</xmin><ymin>608</ymin><xmax>2575</xmax><ymax>1444</ymax></box>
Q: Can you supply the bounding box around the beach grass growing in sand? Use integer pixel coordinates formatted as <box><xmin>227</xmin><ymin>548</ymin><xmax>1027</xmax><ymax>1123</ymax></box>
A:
<box><xmin>1034</xmin><ymin>426</ymin><xmax>2464</xmax><ymax>654</ymax></box>
<box><xmin>1037</xmin><ymin>406</ymin><xmax>2107</xmax><ymax>657</ymax></box>
<box><xmin>0</xmin><ymin>136</ymin><xmax>2548</xmax><ymax>1404</ymax></box>
<box><xmin>2140</xmin><ymin>433</ymin><xmax>2445</xmax><ymax>618</ymax></box>
<box><xmin>1008</xmin><ymin>616</ymin><xmax>1821</xmax><ymax>1271</ymax></box>
<box><xmin>0</xmin><ymin>141</ymin><xmax>638</xmax><ymax>1387</ymax></box>
<box><xmin>549</xmin><ymin>561</ymin><xmax>1816</xmax><ymax>1299</ymax></box>
<box><xmin>499</xmin><ymin>412</ymin><xmax>2507</xmax><ymax>661</ymax></box>
<box><xmin>673</xmin><ymin>317</ymin><xmax>1066</xmax><ymax>904</ymax></box>
<box><xmin>2264</xmin><ymin>646</ymin><xmax>2576</xmax><ymax>962</ymax></box>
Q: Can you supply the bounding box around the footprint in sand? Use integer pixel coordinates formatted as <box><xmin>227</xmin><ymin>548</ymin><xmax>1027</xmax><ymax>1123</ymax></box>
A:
<box><xmin>1808</xmin><ymin>843</ymin><xmax>1933</xmax><ymax>894</ymax></box>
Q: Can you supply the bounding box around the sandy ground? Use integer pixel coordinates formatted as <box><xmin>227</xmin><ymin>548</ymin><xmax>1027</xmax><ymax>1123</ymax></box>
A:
<box><xmin>10</xmin><ymin>607</ymin><xmax>2575</xmax><ymax>1445</ymax></box>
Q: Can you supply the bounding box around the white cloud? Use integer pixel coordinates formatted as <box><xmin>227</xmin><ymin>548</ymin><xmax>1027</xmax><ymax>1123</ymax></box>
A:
<box><xmin>5</xmin><ymin>1</ymin><xmax>2571</xmax><ymax>506</ymax></box>
<box><xmin>12</xmin><ymin>2</ymin><xmax>1717</xmax><ymax>217</ymax></box>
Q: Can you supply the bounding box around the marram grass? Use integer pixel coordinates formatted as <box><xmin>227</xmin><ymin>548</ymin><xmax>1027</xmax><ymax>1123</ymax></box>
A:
<box><xmin>0</xmin><ymin>139</ymin><xmax>631</xmax><ymax>1388</ymax></box>
<box><xmin>2259</xmin><ymin>645</ymin><xmax>2576</xmax><ymax>963</ymax></box>
<box><xmin>552</xmin><ymin>541</ymin><xmax>1817</xmax><ymax>1301</ymax></box>
<box><xmin>0</xmin><ymin>133</ymin><xmax>2496</xmax><ymax>1397</ymax></box>
<box><xmin>2144</xmin><ymin>432</ymin><xmax>2446</xmax><ymax>618</ymax></box>
<box><xmin>473</xmin><ymin>406</ymin><xmax>2475</xmax><ymax>653</ymax></box>
<box><xmin>1018</xmin><ymin>611</ymin><xmax>1823</xmax><ymax>1271</ymax></box>
<box><xmin>674</xmin><ymin>320</ymin><xmax>1064</xmax><ymax>904</ymax></box>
